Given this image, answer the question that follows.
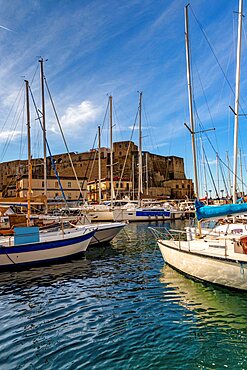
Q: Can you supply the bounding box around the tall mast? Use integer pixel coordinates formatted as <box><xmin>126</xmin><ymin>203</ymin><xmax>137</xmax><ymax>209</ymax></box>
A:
<box><xmin>132</xmin><ymin>154</ymin><xmax>135</xmax><ymax>200</ymax></box>
<box><xmin>184</xmin><ymin>5</ymin><xmax>199</xmax><ymax>198</ymax></box>
<box><xmin>109</xmin><ymin>96</ymin><xmax>114</xmax><ymax>207</ymax></box>
<box><xmin>145</xmin><ymin>152</ymin><xmax>149</xmax><ymax>196</ymax></box>
<box><xmin>39</xmin><ymin>58</ymin><xmax>48</xmax><ymax>213</ymax></box>
<box><xmin>25</xmin><ymin>80</ymin><xmax>32</xmax><ymax>227</ymax></box>
<box><xmin>233</xmin><ymin>0</ymin><xmax>243</xmax><ymax>203</ymax></box>
<box><xmin>138</xmin><ymin>91</ymin><xmax>143</xmax><ymax>207</ymax></box>
<box><xmin>98</xmin><ymin>125</ymin><xmax>102</xmax><ymax>204</ymax></box>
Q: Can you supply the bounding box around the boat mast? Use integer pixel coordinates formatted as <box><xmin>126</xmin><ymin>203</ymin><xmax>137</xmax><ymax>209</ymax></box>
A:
<box><xmin>145</xmin><ymin>152</ymin><xmax>149</xmax><ymax>196</ymax></box>
<box><xmin>25</xmin><ymin>80</ymin><xmax>32</xmax><ymax>227</ymax></box>
<box><xmin>184</xmin><ymin>5</ymin><xmax>199</xmax><ymax>198</ymax></box>
<box><xmin>132</xmin><ymin>154</ymin><xmax>135</xmax><ymax>200</ymax></box>
<box><xmin>233</xmin><ymin>0</ymin><xmax>243</xmax><ymax>203</ymax></box>
<box><xmin>138</xmin><ymin>91</ymin><xmax>143</xmax><ymax>207</ymax></box>
<box><xmin>98</xmin><ymin>125</ymin><xmax>102</xmax><ymax>204</ymax></box>
<box><xmin>109</xmin><ymin>96</ymin><xmax>114</xmax><ymax>207</ymax></box>
<box><xmin>39</xmin><ymin>58</ymin><xmax>48</xmax><ymax>213</ymax></box>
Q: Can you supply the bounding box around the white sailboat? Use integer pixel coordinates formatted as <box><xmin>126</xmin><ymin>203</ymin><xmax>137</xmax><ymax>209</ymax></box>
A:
<box><xmin>44</xmin><ymin>89</ymin><xmax>125</xmax><ymax>243</ymax></box>
<box><xmin>0</xmin><ymin>80</ymin><xmax>96</xmax><ymax>269</ymax></box>
<box><xmin>113</xmin><ymin>92</ymin><xmax>183</xmax><ymax>222</ymax></box>
<box><xmin>152</xmin><ymin>1</ymin><xmax>247</xmax><ymax>291</ymax></box>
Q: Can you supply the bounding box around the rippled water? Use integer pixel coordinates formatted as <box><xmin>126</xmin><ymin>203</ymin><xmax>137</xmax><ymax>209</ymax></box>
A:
<box><xmin>0</xmin><ymin>221</ymin><xmax>247</xmax><ymax>369</ymax></box>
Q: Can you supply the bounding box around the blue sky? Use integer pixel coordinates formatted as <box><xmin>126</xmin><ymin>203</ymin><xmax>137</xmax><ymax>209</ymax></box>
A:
<box><xmin>0</xmin><ymin>0</ymin><xmax>246</xmax><ymax>196</ymax></box>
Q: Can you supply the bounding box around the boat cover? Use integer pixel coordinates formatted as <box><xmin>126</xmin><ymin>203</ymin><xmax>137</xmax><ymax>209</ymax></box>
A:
<box><xmin>195</xmin><ymin>199</ymin><xmax>247</xmax><ymax>221</ymax></box>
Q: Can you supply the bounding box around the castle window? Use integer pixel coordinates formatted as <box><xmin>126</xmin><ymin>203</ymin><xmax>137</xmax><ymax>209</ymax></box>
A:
<box><xmin>68</xmin><ymin>181</ymin><xmax>71</xmax><ymax>188</ymax></box>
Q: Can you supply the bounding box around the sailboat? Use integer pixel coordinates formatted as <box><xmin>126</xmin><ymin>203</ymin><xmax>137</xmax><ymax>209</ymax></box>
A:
<box><xmin>152</xmin><ymin>1</ymin><xmax>247</xmax><ymax>291</ymax></box>
<box><xmin>0</xmin><ymin>80</ymin><xmax>96</xmax><ymax>269</ymax></box>
<box><xmin>47</xmin><ymin>93</ymin><xmax>126</xmax><ymax>243</ymax></box>
<box><xmin>113</xmin><ymin>92</ymin><xmax>183</xmax><ymax>222</ymax></box>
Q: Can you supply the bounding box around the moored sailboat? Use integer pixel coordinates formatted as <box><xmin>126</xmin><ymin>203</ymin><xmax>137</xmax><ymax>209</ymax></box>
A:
<box><xmin>152</xmin><ymin>1</ymin><xmax>247</xmax><ymax>291</ymax></box>
<box><xmin>0</xmin><ymin>80</ymin><xmax>96</xmax><ymax>269</ymax></box>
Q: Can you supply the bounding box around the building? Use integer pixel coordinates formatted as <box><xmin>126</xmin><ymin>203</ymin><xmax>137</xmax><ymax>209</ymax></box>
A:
<box><xmin>14</xmin><ymin>176</ymin><xmax>87</xmax><ymax>201</ymax></box>
<box><xmin>0</xmin><ymin>140</ymin><xmax>193</xmax><ymax>202</ymax></box>
<box><xmin>87</xmin><ymin>177</ymin><xmax>132</xmax><ymax>202</ymax></box>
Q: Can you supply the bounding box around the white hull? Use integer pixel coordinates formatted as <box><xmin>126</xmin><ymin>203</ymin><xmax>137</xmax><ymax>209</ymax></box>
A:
<box><xmin>0</xmin><ymin>227</ymin><xmax>95</xmax><ymax>267</ymax></box>
<box><xmin>86</xmin><ymin>210</ymin><xmax>114</xmax><ymax>222</ymax></box>
<box><xmin>158</xmin><ymin>239</ymin><xmax>247</xmax><ymax>291</ymax></box>
<box><xmin>85</xmin><ymin>222</ymin><xmax>125</xmax><ymax>245</ymax></box>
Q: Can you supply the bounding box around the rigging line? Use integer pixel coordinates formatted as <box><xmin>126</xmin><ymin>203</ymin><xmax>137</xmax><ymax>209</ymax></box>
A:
<box><xmin>78</xmin><ymin>132</ymin><xmax>98</xmax><ymax>202</ymax></box>
<box><xmin>216</xmin><ymin>46</ymin><xmax>233</xmax><ymax>116</ymax></box>
<box><xmin>143</xmin><ymin>104</ymin><xmax>159</xmax><ymax>155</ymax></box>
<box><xmin>237</xmin><ymin>20</ymin><xmax>247</xmax><ymax>112</ymax></box>
<box><xmin>44</xmin><ymin>77</ymin><xmax>84</xmax><ymax>200</ymax></box>
<box><xmin>115</xmin><ymin>108</ymin><xmax>139</xmax><ymax>199</ymax></box>
<box><xmin>30</xmin><ymin>62</ymin><xmax>39</xmax><ymax>86</ymax></box>
<box><xmin>0</xmin><ymin>104</ymin><xmax>24</xmax><ymax>162</ymax></box>
<box><xmin>112</xmin><ymin>101</ymin><xmax>123</xmax><ymax>143</ymax></box>
<box><xmin>218</xmin><ymin>154</ymin><xmax>229</xmax><ymax>195</ymax></box>
<box><xmin>87</xmin><ymin>137</ymin><xmax>98</xmax><ymax>183</ymax></box>
<box><xmin>0</xmin><ymin>83</ymin><xmax>24</xmax><ymax>135</ymax></box>
<box><xmin>101</xmin><ymin>99</ymin><xmax>109</xmax><ymax>131</ymax></box>
<box><xmin>202</xmin><ymin>144</ymin><xmax>219</xmax><ymax>198</ymax></box>
<box><xmin>29</xmin><ymin>86</ymin><xmax>68</xmax><ymax>207</ymax></box>
<box><xmin>82</xmin><ymin>132</ymin><xmax>97</xmax><ymax>195</ymax></box>
<box><xmin>18</xmin><ymin>95</ymin><xmax>25</xmax><ymax>160</ymax></box>
<box><xmin>189</xmin><ymin>4</ymin><xmax>247</xmax><ymax>118</ymax></box>
<box><xmin>196</xmin><ymin>112</ymin><xmax>247</xmax><ymax>188</ymax></box>
<box><xmin>189</xmin><ymin>5</ymin><xmax>234</xmax><ymax>96</ymax></box>
<box><xmin>101</xmin><ymin>98</ymin><xmax>110</xmax><ymax>149</ymax></box>
<box><xmin>194</xmin><ymin>60</ymin><xmax>214</xmax><ymax>127</ymax></box>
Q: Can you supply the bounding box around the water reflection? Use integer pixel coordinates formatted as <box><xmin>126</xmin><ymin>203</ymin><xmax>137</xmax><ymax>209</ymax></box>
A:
<box><xmin>160</xmin><ymin>265</ymin><xmax>247</xmax><ymax>330</ymax></box>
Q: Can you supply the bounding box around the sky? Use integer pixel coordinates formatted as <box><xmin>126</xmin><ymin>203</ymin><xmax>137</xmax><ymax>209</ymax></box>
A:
<box><xmin>0</xmin><ymin>0</ymin><xmax>246</xmax><ymax>197</ymax></box>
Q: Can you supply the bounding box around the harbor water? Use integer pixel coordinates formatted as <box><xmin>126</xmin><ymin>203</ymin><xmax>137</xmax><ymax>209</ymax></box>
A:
<box><xmin>0</xmin><ymin>221</ymin><xmax>247</xmax><ymax>369</ymax></box>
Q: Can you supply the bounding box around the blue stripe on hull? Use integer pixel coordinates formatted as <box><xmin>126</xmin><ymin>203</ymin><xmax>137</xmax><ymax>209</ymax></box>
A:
<box><xmin>0</xmin><ymin>230</ymin><xmax>95</xmax><ymax>254</ymax></box>
<box><xmin>136</xmin><ymin>210</ymin><xmax>170</xmax><ymax>217</ymax></box>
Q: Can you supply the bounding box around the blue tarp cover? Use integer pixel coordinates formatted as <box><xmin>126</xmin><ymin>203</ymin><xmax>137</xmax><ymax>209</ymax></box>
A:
<box><xmin>195</xmin><ymin>199</ymin><xmax>247</xmax><ymax>221</ymax></box>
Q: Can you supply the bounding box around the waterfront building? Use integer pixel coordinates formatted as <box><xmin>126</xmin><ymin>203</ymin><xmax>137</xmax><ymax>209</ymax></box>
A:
<box><xmin>0</xmin><ymin>140</ymin><xmax>193</xmax><ymax>202</ymax></box>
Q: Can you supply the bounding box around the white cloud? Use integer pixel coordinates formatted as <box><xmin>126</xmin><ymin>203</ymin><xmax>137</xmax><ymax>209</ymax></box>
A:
<box><xmin>0</xmin><ymin>130</ymin><xmax>22</xmax><ymax>142</ymax></box>
<box><xmin>50</xmin><ymin>100</ymin><xmax>101</xmax><ymax>136</ymax></box>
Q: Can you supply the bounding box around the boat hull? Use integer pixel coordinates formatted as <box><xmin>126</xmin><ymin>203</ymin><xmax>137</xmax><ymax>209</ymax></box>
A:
<box><xmin>0</xmin><ymin>228</ymin><xmax>95</xmax><ymax>267</ymax></box>
<box><xmin>86</xmin><ymin>210</ymin><xmax>114</xmax><ymax>222</ymax></box>
<box><xmin>158</xmin><ymin>240</ymin><xmax>247</xmax><ymax>291</ymax></box>
<box><xmin>87</xmin><ymin>222</ymin><xmax>125</xmax><ymax>246</ymax></box>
